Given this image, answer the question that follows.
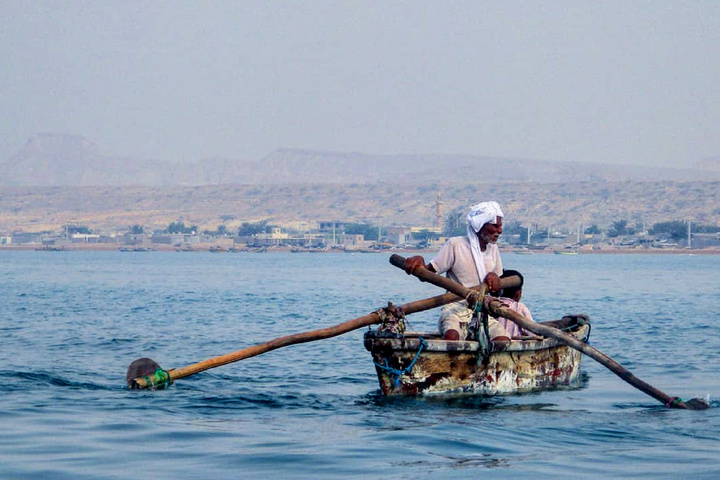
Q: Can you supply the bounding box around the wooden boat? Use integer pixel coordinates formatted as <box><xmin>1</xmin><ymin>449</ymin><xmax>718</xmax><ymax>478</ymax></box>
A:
<box><xmin>364</xmin><ymin>314</ymin><xmax>590</xmax><ymax>396</ymax></box>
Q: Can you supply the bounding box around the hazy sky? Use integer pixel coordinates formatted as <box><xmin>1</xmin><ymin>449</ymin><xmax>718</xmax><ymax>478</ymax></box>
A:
<box><xmin>1</xmin><ymin>1</ymin><xmax>718</xmax><ymax>167</ymax></box>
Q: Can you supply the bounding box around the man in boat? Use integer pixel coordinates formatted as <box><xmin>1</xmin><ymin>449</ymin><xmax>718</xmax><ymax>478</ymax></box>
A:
<box><xmin>487</xmin><ymin>270</ymin><xmax>537</xmax><ymax>338</ymax></box>
<box><xmin>403</xmin><ymin>201</ymin><xmax>512</xmax><ymax>345</ymax></box>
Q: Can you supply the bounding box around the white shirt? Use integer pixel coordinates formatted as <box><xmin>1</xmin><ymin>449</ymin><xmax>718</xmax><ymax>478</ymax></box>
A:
<box><xmin>429</xmin><ymin>236</ymin><xmax>503</xmax><ymax>288</ymax></box>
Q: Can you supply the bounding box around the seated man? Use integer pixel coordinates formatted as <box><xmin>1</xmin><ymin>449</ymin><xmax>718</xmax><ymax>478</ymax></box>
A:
<box><xmin>490</xmin><ymin>270</ymin><xmax>537</xmax><ymax>338</ymax></box>
<box><xmin>403</xmin><ymin>201</ymin><xmax>512</xmax><ymax>344</ymax></box>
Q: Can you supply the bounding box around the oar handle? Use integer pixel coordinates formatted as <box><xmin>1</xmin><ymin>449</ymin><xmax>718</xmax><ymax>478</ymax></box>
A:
<box><xmin>389</xmin><ymin>254</ymin><xmax>697</xmax><ymax>410</ymax></box>
<box><xmin>389</xmin><ymin>253</ymin><xmax>521</xmax><ymax>292</ymax></box>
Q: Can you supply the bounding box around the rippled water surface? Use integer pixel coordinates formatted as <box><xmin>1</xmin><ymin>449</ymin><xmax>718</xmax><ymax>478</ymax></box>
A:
<box><xmin>1</xmin><ymin>251</ymin><xmax>719</xmax><ymax>479</ymax></box>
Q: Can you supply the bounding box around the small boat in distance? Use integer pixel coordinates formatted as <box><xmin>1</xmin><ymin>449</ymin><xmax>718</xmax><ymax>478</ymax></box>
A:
<box><xmin>365</xmin><ymin>315</ymin><xmax>590</xmax><ymax>396</ymax></box>
<box><xmin>35</xmin><ymin>245</ymin><xmax>67</xmax><ymax>252</ymax></box>
<box><xmin>554</xmin><ymin>245</ymin><xmax>579</xmax><ymax>255</ymax></box>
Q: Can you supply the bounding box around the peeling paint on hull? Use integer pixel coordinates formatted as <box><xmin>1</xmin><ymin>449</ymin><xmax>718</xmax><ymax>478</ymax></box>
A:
<box><xmin>365</xmin><ymin>317</ymin><xmax>590</xmax><ymax>396</ymax></box>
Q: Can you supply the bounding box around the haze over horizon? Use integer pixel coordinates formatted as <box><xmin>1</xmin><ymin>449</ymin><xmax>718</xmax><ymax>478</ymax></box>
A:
<box><xmin>2</xmin><ymin>2</ymin><xmax>718</xmax><ymax>169</ymax></box>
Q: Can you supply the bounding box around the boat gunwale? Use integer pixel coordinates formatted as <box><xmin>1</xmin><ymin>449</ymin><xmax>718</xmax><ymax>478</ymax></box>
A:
<box><xmin>364</xmin><ymin>319</ymin><xmax>590</xmax><ymax>354</ymax></box>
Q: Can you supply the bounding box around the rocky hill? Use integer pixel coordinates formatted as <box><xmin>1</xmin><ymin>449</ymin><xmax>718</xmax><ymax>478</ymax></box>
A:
<box><xmin>1</xmin><ymin>180</ymin><xmax>718</xmax><ymax>234</ymax></box>
<box><xmin>1</xmin><ymin>134</ymin><xmax>719</xmax><ymax>234</ymax></box>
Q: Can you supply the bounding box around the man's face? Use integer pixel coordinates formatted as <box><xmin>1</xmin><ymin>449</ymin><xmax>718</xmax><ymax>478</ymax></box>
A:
<box><xmin>479</xmin><ymin>216</ymin><xmax>503</xmax><ymax>245</ymax></box>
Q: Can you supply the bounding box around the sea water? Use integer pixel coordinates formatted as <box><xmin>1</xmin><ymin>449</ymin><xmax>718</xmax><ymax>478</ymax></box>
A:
<box><xmin>1</xmin><ymin>251</ymin><xmax>719</xmax><ymax>479</ymax></box>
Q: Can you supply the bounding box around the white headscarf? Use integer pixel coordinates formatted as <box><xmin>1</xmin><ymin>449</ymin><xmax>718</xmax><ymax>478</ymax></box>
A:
<box><xmin>466</xmin><ymin>201</ymin><xmax>504</xmax><ymax>284</ymax></box>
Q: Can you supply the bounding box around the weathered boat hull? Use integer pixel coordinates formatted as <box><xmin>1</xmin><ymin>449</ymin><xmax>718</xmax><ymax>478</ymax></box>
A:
<box><xmin>364</xmin><ymin>315</ymin><xmax>590</xmax><ymax>396</ymax></box>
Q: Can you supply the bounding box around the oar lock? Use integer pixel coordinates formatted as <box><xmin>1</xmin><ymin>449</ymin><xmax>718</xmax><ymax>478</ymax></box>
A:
<box><xmin>375</xmin><ymin>302</ymin><xmax>407</xmax><ymax>336</ymax></box>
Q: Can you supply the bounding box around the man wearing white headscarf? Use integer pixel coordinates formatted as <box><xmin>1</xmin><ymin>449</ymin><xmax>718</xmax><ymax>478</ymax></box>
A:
<box><xmin>403</xmin><ymin>201</ymin><xmax>511</xmax><ymax>343</ymax></box>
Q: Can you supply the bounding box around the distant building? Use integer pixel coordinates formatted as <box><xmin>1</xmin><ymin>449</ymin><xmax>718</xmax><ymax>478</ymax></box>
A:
<box><xmin>62</xmin><ymin>223</ymin><xmax>92</xmax><ymax>236</ymax></box>
<box><xmin>338</xmin><ymin>233</ymin><xmax>364</xmax><ymax>246</ymax></box>
<box><xmin>11</xmin><ymin>232</ymin><xmax>43</xmax><ymax>244</ymax></box>
<box><xmin>40</xmin><ymin>235</ymin><xmax>72</xmax><ymax>247</ymax></box>
<box><xmin>121</xmin><ymin>233</ymin><xmax>151</xmax><ymax>246</ymax></box>
<box><xmin>151</xmin><ymin>233</ymin><xmax>201</xmax><ymax>246</ymax></box>
<box><xmin>70</xmin><ymin>233</ymin><xmax>101</xmax><ymax>244</ymax></box>
<box><xmin>383</xmin><ymin>226</ymin><xmax>413</xmax><ymax>245</ymax></box>
<box><xmin>318</xmin><ymin>221</ymin><xmax>349</xmax><ymax>246</ymax></box>
<box><xmin>240</xmin><ymin>226</ymin><xmax>326</xmax><ymax>247</ymax></box>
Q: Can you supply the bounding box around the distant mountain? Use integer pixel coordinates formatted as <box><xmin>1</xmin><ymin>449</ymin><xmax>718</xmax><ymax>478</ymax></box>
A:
<box><xmin>2</xmin><ymin>133</ymin><xmax>720</xmax><ymax>186</ymax></box>
<box><xmin>697</xmin><ymin>156</ymin><xmax>720</xmax><ymax>171</ymax></box>
<box><xmin>1</xmin><ymin>134</ymin><xmax>167</xmax><ymax>186</ymax></box>
<box><xmin>254</xmin><ymin>149</ymin><xmax>720</xmax><ymax>184</ymax></box>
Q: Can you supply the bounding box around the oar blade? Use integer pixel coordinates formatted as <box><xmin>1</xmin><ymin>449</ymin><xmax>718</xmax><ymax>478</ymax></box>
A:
<box><xmin>126</xmin><ymin>357</ymin><xmax>171</xmax><ymax>389</ymax></box>
<box><xmin>684</xmin><ymin>397</ymin><xmax>711</xmax><ymax>410</ymax></box>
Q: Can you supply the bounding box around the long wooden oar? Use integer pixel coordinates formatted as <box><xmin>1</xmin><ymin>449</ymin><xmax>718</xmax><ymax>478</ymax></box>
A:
<box><xmin>389</xmin><ymin>253</ymin><xmax>709</xmax><ymax>410</ymax></box>
<box><xmin>127</xmin><ymin>275</ymin><xmax>522</xmax><ymax>389</ymax></box>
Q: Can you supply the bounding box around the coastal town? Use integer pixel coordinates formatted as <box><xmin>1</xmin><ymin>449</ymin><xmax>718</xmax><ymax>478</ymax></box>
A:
<box><xmin>2</xmin><ymin>216</ymin><xmax>719</xmax><ymax>253</ymax></box>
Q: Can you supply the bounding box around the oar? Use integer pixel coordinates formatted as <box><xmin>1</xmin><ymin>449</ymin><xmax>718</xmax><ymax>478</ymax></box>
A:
<box><xmin>127</xmin><ymin>275</ymin><xmax>522</xmax><ymax>389</ymax></box>
<box><xmin>389</xmin><ymin>253</ymin><xmax>709</xmax><ymax>410</ymax></box>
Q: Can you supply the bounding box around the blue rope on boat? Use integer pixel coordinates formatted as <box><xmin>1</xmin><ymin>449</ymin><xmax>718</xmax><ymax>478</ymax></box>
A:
<box><xmin>374</xmin><ymin>337</ymin><xmax>428</xmax><ymax>388</ymax></box>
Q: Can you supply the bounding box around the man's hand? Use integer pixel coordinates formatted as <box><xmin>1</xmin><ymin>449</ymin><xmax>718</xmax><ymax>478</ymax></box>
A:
<box><xmin>403</xmin><ymin>256</ymin><xmax>426</xmax><ymax>275</ymax></box>
<box><xmin>484</xmin><ymin>272</ymin><xmax>501</xmax><ymax>293</ymax></box>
